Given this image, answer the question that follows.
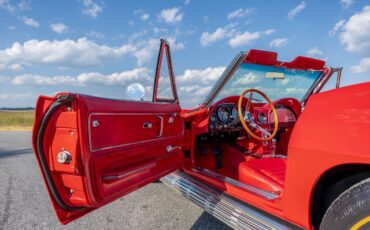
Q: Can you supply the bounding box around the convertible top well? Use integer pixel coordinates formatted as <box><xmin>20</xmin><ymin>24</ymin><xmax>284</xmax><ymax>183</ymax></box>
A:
<box><xmin>245</xmin><ymin>49</ymin><xmax>326</xmax><ymax>70</ymax></box>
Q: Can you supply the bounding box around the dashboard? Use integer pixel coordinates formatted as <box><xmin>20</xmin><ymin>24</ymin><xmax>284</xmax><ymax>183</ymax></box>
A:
<box><xmin>208</xmin><ymin>103</ymin><xmax>243</xmax><ymax>131</ymax></box>
<box><xmin>208</xmin><ymin>97</ymin><xmax>300</xmax><ymax>133</ymax></box>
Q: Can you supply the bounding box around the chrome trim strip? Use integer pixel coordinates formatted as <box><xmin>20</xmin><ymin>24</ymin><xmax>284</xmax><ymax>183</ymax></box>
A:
<box><xmin>203</xmin><ymin>52</ymin><xmax>247</xmax><ymax>108</ymax></box>
<box><xmin>157</xmin><ymin>115</ymin><xmax>163</xmax><ymax>137</ymax></box>
<box><xmin>162</xmin><ymin>171</ymin><xmax>293</xmax><ymax>230</ymax></box>
<box><xmin>193</xmin><ymin>167</ymin><xmax>279</xmax><ymax>200</ymax></box>
<box><xmin>87</xmin><ymin>112</ymin><xmax>185</xmax><ymax>152</ymax></box>
<box><xmin>102</xmin><ymin>162</ymin><xmax>156</xmax><ymax>181</ymax></box>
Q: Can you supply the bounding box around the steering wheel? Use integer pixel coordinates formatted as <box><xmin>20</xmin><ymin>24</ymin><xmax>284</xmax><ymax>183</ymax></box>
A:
<box><xmin>237</xmin><ymin>88</ymin><xmax>279</xmax><ymax>141</ymax></box>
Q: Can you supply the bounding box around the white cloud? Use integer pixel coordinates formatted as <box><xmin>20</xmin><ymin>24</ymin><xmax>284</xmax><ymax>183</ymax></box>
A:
<box><xmin>131</xmin><ymin>37</ymin><xmax>184</xmax><ymax>66</ymax></box>
<box><xmin>200</xmin><ymin>24</ymin><xmax>237</xmax><ymax>47</ymax></box>
<box><xmin>134</xmin><ymin>9</ymin><xmax>150</xmax><ymax>21</ymax></box>
<box><xmin>50</xmin><ymin>23</ymin><xmax>68</xmax><ymax>34</ymax></box>
<box><xmin>0</xmin><ymin>76</ymin><xmax>10</xmax><ymax>83</ymax></box>
<box><xmin>86</xmin><ymin>30</ymin><xmax>105</xmax><ymax>39</ymax></box>
<box><xmin>11</xmin><ymin>68</ymin><xmax>152</xmax><ymax>86</ymax></box>
<box><xmin>263</xmin><ymin>29</ymin><xmax>275</xmax><ymax>36</ymax></box>
<box><xmin>184</xmin><ymin>0</ymin><xmax>190</xmax><ymax>5</ymax></box>
<box><xmin>351</xmin><ymin>57</ymin><xmax>370</xmax><ymax>73</ymax></box>
<box><xmin>0</xmin><ymin>0</ymin><xmax>16</xmax><ymax>12</ymax></box>
<box><xmin>233</xmin><ymin>72</ymin><xmax>261</xmax><ymax>85</ymax></box>
<box><xmin>158</xmin><ymin>7</ymin><xmax>183</xmax><ymax>24</ymax></box>
<box><xmin>177</xmin><ymin>66</ymin><xmax>225</xmax><ymax>84</ymax></box>
<box><xmin>18</xmin><ymin>16</ymin><xmax>39</xmax><ymax>27</ymax></box>
<box><xmin>167</xmin><ymin>37</ymin><xmax>185</xmax><ymax>50</ymax></box>
<box><xmin>200</xmin><ymin>28</ymin><xmax>228</xmax><ymax>47</ymax></box>
<box><xmin>12</xmin><ymin>74</ymin><xmax>76</xmax><ymax>86</ymax></box>
<box><xmin>288</xmin><ymin>1</ymin><xmax>306</xmax><ymax>19</ymax></box>
<box><xmin>17</xmin><ymin>0</ymin><xmax>30</xmax><ymax>11</ymax></box>
<box><xmin>0</xmin><ymin>37</ymin><xmax>185</xmax><ymax>70</ymax></box>
<box><xmin>307</xmin><ymin>47</ymin><xmax>324</xmax><ymax>56</ymax></box>
<box><xmin>229</xmin><ymin>29</ymin><xmax>274</xmax><ymax>48</ymax></box>
<box><xmin>81</xmin><ymin>0</ymin><xmax>103</xmax><ymax>18</ymax></box>
<box><xmin>329</xmin><ymin>19</ymin><xmax>345</xmax><ymax>36</ymax></box>
<box><xmin>340</xmin><ymin>0</ymin><xmax>354</xmax><ymax>9</ymax></box>
<box><xmin>6</xmin><ymin>65</ymin><xmax>223</xmax><ymax>108</ymax></box>
<box><xmin>0</xmin><ymin>0</ymin><xmax>30</xmax><ymax>13</ymax></box>
<box><xmin>227</xmin><ymin>8</ymin><xmax>254</xmax><ymax>20</ymax></box>
<box><xmin>269</xmin><ymin>38</ymin><xmax>288</xmax><ymax>48</ymax></box>
<box><xmin>286</xmin><ymin>88</ymin><xmax>306</xmax><ymax>94</ymax></box>
<box><xmin>177</xmin><ymin>66</ymin><xmax>226</xmax><ymax>107</ymax></box>
<box><xmin>141</xmin><ymin>13</ymin><xmax>150</xmax><ymax>21</ymax></box>
<box><xmin>0</xmin><ymin>93</ymin><xmax>32</xmax><ymax>100</ymax></box>
<box><xmin>8</xmin><ymin>25</ymin><xmax>16</xmax><ymax>30</ymax></box>
<box><xmin>339</xmin><ymin>6</ymin><xmax>370</xmax><ymax>54</ymax></box>
<box><xmin>0</xmin><ymin>38</ymin><xmax>136</xmax><ymax>70</ymax></box>
<box><xmin>9</xmin><ymin>63</ymin><xmax>22</xmax><ymax>71</ymax></box>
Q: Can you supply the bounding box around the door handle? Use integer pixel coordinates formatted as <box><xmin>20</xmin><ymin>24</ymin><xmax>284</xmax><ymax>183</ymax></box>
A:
<box><xmin>167</xmin><ymin>145</ymin><xmax>181</xmax><ymax>153</ymax></box>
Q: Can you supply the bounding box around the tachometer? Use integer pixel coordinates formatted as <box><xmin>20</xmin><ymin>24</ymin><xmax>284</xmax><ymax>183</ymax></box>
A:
<box><xmin>217</xmin><ymin>106</ymin><xmax>230</xmax><ymax>122</ymax></box>
<box><xmin>231</xmin><ymin>106</ymin><xmax>243</xmax><ymax>122</ymax></box>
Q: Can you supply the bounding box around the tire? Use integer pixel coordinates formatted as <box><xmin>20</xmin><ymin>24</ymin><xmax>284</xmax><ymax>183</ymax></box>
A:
<box><xmin>320</xmin><ymin>178</ymin><xmax>370</xmax><ymax>230</ymax></box>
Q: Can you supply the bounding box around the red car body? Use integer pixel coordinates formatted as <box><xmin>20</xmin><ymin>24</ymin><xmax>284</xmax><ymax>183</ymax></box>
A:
<box><xmin>32</xmin><ymin>40</ymin><xmax>370</xmax><ymax>229</ymax></box>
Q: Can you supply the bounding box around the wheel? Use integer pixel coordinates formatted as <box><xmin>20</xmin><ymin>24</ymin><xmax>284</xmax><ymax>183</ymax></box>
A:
<box><xmin>320</xmin><ymin>178</ymin><xmax>370</xmax><ymax>230</ymax></box>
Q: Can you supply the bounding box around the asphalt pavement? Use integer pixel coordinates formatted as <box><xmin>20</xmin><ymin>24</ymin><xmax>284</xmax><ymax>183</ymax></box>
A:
<box><xmin>0</xmin><ymin>131</ymin><xmax>230</xmax><ymax>230</ymax></box>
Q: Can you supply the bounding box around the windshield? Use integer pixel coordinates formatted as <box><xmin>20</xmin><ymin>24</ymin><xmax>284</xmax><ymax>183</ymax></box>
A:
<box><xmin>214</xmin><ymin>63</ymin><xmax>322</xmax><ymax>103</ymax></box>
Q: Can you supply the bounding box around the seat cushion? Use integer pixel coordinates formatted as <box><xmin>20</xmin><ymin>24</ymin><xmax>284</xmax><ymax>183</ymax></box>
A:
<box><xmin>238</xmin><ymin>158</ymin><xmax>287</xmax><ymax>194</ymax></box>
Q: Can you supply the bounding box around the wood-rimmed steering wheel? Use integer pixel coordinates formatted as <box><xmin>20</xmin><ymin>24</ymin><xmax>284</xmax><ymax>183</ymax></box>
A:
<box><xmin>237</xmin><ymin>88</ymin><xmax>279</xmax><ymax>141</ymax></box>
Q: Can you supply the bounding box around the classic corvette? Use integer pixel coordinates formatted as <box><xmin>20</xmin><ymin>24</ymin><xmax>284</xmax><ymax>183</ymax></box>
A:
<box><xmin>32</xmin><ymin>39</ymin><xmax>370</xmax><ymax>230</ymax></box>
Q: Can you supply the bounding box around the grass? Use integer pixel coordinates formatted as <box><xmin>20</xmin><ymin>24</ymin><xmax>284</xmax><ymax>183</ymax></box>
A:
<box><xmin>0</xmin><ymin>110</ymin><xmax>34</xmax><ymax>131</ymax></box>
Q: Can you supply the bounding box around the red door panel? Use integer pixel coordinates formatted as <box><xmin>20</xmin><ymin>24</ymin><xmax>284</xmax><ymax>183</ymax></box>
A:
<box><xmin>32</xmin><ymin>93</ymin><xmax>184</xmax><ymax>224</ymax></box>
<box><xmin>89</xmin><ymin>112</ymin><xmax>183</xmax><ymax>151</ymax></box>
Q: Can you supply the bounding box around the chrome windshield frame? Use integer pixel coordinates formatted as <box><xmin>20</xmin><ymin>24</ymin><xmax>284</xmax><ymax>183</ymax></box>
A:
<box><xmin>198</xmin><ymin>51</ymin><xmax>337</xmax><ymax>110</ymax></box>
<box><xmin>202</xmin><ymin>52</ymin><xmax>247</xmax><ymax>108</ymax></box>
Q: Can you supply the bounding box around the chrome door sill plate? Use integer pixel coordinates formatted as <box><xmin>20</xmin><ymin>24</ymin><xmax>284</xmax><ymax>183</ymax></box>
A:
<box><xmin>192</xmin><ymin>167</ymin><xmax>279</xmax><ymax>200</ymax></box>
<box><xmin>162</xmin><ymin>171</ymin><xmax>295</xmax><ymax>230</ymax></box>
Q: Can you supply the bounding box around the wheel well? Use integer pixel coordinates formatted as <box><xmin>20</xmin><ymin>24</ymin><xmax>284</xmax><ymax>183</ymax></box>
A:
<box><xmin>310</xmin><ymin>164</ymin><xmax>370</xmax><ymax>228</ymax></box>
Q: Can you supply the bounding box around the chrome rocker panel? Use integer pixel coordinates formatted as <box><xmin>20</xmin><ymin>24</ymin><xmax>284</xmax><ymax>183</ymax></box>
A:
<box><xmin>162</xmin><ymin>170</ymin><xmax>300</xmax><ymax>230</ymax></box>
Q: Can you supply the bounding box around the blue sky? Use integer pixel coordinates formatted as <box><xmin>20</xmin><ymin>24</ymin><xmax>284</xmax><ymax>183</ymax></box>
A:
<box><xmin>0</xmin><ymin>0</ymin><xmax>369</xmax><ymax>108</ymax></box>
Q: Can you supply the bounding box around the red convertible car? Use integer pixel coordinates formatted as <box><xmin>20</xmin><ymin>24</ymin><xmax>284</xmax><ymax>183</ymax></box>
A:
<box><xmin>32</xmin><ymin>39</ymin><xmax>370</xmax><ymax>230</ymax></box>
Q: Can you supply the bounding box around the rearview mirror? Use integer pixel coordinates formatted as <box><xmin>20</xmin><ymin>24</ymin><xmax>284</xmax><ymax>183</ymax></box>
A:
<box><xmin>126</xmin><ymin>83</ymin><xmax>146</xmax><ymax>101</ymax></box>
<box><xmin>265</xmin><ymin>72</ymin><xmax>285</xmax><ymax>79</ymax></box>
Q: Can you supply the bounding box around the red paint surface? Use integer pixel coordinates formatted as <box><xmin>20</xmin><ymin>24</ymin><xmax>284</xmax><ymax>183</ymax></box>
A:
<box><xmin>32</xmin><ymin>47</ymin><xmax>370</xmax><ymax>229</ymax></box>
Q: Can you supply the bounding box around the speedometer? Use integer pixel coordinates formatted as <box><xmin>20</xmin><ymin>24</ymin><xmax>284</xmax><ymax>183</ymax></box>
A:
<box><xmin>217</xmin><ymin>106</ymin><xmax>230</xmax><ymax>122</ymax></box>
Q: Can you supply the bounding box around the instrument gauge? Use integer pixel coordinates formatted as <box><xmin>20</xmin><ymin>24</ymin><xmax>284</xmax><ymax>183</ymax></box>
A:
<box><xmin>210</xmin><ymin>114</ymin><xmax>217</xmax><ymax>122</ymax></box>
<box><xmin>244</xmin><ymin>111</ymin><xmax>254</xmax><ymax>123</ymax></box>
<box><xmin>215</xmin><ymin>122</ymin><xmax>223</xmax><ymax>129</ymax></box>
<box><xmin>231</xmin><ymin>106</ymin><xmax>243</xmax><ymax>122</ymax></box>
<box><xmin>217</xmin><ymin>106</ymin><xmax>230</xmax><ymax>123</ymax></box>
<box><xmin>258</xmin><ymin>112</ymin><xmax>267</xmax><ymax>124</ymax></box>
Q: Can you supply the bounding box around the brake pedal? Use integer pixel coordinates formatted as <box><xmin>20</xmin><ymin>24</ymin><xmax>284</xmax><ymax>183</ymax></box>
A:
<box><xmin>212</xmin><ymin>148</ymin><xmax>222</xmax><ymax>170</ymax></box>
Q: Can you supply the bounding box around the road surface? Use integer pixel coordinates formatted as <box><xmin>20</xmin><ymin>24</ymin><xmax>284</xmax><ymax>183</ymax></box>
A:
<box><xmin>0</xmin><ymin>131</ymin><xmax>230</xmax><ymax>230</ymax></box>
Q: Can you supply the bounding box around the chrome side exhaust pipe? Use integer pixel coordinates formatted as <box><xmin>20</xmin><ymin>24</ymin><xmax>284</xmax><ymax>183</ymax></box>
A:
<box><xmin>162</xmin><ymin>171</ymin><xmax>297</xmax><ymax>230</ymax></box>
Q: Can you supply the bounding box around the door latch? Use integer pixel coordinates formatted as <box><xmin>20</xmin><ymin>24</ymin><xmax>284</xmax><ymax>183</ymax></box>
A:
<box><xmin>57</xmin><ymin>150</ymin><xmax>71</xmax><ymax>164</ymax></box>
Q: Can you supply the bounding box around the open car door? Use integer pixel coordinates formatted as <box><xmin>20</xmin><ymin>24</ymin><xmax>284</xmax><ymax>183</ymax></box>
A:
<box><xmin>32</xmin><ymin>39</ymin><xmax>184</xmax><ymax>224</ymax></box>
